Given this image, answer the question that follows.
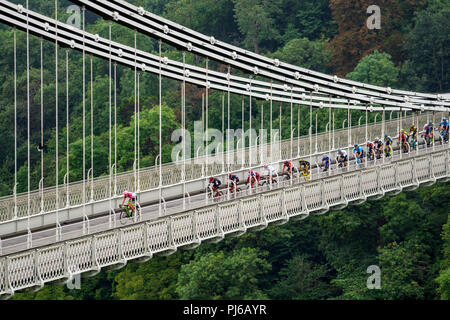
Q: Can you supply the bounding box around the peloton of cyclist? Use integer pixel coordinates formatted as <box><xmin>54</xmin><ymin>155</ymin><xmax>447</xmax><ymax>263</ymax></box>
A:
<box><xmin>208</xmin><ymin>176</ymin><xmax>222</xmax><ymax>198</ymax></box>
<box><xmin>336</xmin><ymin>148</ymin><xmax>348</xmax><ymax>167</ymax></box>
<box><xmin>321</xmin><ymin>154</ymin><xmax>331</xmax><ymax>172</ymax></box>
<box><xmin>409</xmin><ymin>124</ymin><xmax>418</xmax><ymax>150</ymax></box>
<box><xmin>120</xmin><ymin>190</ymin><xmax>137</xmax><ymax>215</ymax></box>
<box><xmin>246</xmin><ymin>169</ymin><xmax>260</xmax><ymax>188</ymax></box>
<box><xmin>440</xmin><ymin>117</ymin><xmax>449</xmax><ymax>143</ymax></box>
<box><xmin>263</xmin><ymin>164</ymin><xmax>277</xmax><ymax>184</ymax></box>
<box><xmin>353</xmin><ymin>144</ymin><xmax>365</xmax><ymax>164</ymax></box>
<box><xmin>227</xmin><ymin>173</ymin><xmax>240</xmax><ymax>193</ymax></box>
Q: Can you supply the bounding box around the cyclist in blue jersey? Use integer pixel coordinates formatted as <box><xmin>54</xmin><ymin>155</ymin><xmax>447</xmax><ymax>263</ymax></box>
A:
<box><xmin>321</xmin><ymin>154</ymin><xmax>331</xmax><ymax>172</ymax></box>
<box><xmin>440</xmin><ymin>117</ymin><xmax>449</xmax><ymax>143</ymax></box>
<box><xmin>422</xmin><ymin>121</ymin><xmax>434</xmax><ymax>146</ymax></box>
<box><xmin>353</xmin><ymin>144</ymin><xmax>365</xmax><ymax>164</ymax></box>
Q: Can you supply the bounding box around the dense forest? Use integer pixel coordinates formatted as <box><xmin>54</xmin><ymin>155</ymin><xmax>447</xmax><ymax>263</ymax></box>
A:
<box><xmin>0</xmin><ymin>0</ymin><xmax>448</xmax><ymax>300</ymax></box>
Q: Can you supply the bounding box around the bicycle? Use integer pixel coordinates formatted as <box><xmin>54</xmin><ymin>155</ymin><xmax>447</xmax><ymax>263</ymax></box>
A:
<box><xmin>439</xmin><ymin>129</ymin><xmax>449</xmax><ymax>144</ymax></box>
<box><xmin>207</xmin><ymin>185</ymin><xmax>222</xmax><ymax>201</ymax></box>
<box><xmin>119</xmin><ymin>201</ymin><xmax>140</xmax><ymax>225</ymax></box>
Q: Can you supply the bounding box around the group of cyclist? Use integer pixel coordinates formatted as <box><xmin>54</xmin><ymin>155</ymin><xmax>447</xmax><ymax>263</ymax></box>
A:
<box><xmin>121</xmin><ymin>118</ymin><xmax>450</xmax><ymax>209</ymax></box>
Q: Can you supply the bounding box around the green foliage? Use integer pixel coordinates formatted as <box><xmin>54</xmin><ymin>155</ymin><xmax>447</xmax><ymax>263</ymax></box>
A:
<box><xmin>401</xmin><ymin>1</ymin><xmax>450</xmax><ymax>92</ymax></box>
<box><xmin>347</xmin><ymin>50</ymin><xmax>400</xmax><ymax>87</ymax></box>
<box><xmin>269</xmin><ymin>38</ymin><xmax>332</xmax><ymax>74</ymax></box>
<box><xmin>176</xmin><ymin>247</ymin><xmax>271</xmax><ymax>299</ymax></box>
<box><xmin>232</xmin><ymin>0</ymin><xmax>282</xmax><ymax>53</ymax></box>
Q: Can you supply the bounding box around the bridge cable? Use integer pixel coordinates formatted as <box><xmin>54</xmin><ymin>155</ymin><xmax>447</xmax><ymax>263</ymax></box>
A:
<box><xmin>90</xmin><ymin>53</ymin><xmax>94</xmax><ymax>201</ymax></box>
<box><xmin>134</xmin><ymin>29</ymin><xmax>137</xmax><ymax>192</ymax></box>
<box><xmin>279</xmin><ymin>102</ymin><xmax>282</xmax><ymax>161</ymax></box>
<box><xmin>108</xmin><ymin>20</ymin><xmax>113</xmax><ymax>227</ymax></box>
<box><xmin>40</xmin><ymin>36</ymin><xmax>44</xmax><ymax>213</ymax></box>
<box><xmin>221</xmin><ymin>91</ymin><xmax>225</xmax><ymax>173</ymax></box>
<box><xmin>66</xmin><ymin>48</ymin><xmax>70</xmax><ymax>207</ymax></box>
<box><xmin>309</xmin><ymin>93</ymin><xmax>313</xmax><ymax>165</ymax></box>
<box><xmin>27</xmin><ymin>0</ymin><xmax>31</xmax><ymax>246</ymax></box>
<box><xmin>297</xmin><ymin>97</ymin><xmax>300</xmax><ymax>158</ymax></box>
<box><xmin>270</xmin><ymin>80</ymin><xmax>273</xmax><ymax>162</ymax></box>
<box><xmin>182</xmin><ymin>51</ymin><xmax>186</xmax><ymax>209</ymax></box>
<box><xmin>82</xmin><ymin>5</ymin><xmax>88</xmax><ymax>234</ymax></box>
<box><xmin>248</xmin><ymin>76</ymin><xmax>253</xmax><ymax>167</ymax></box>
<box><xmin>205</xmin><ymin>58</ymin><xmax>209</xmax><ymax>178</ymax></box>
<box><xmin>114</xmin><ymin>61</ymin><xmax>117</xmax><ymax>196</ymax></box>
<box><xmin>290</xmin><ymin>87</ymin><xmax>293</xmax><ymax>160</ymax></box>
<box><xmin>365</xmin><ymin>105</ymin><xmax>369</xmax><ymax>167</ymax></box>
<box><xmin>13</xmin><ymin>26</ymin><xmax>17</xmax><ymax>220</ymax></box>
<box><xmin>382</xmin><ymin>106</ymin><xmax>385</xmax><ymax>163</ymax></box>
<box><xmin>227</xmin><ymin>65</ymin><xmax>231</xmax><ymax>173</ymax></box>
<box><xmin>55</xmin><ymin>0</ymin><xmax>59</xmax><ymax>220</ymax></box>
<box><xmin>158</xmin><ymin>39</ymin><xmax>162</xmax><ymax>216</ymax></box>
<box><xmin>260</xmin><ymin>101</ymin><xmax>264</xmax><ymax>167</ymax></box>
<box><xmin>241</xmin><ymin>95</ymin><xmax>244</xmax><ymax>169</ymax></box>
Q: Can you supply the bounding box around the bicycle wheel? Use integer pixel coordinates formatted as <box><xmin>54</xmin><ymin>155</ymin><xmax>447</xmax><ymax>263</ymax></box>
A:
<box><xmin>119</xmin><ymin>209</ymin><xmax>129</xmax><ymax>225</ymax></box>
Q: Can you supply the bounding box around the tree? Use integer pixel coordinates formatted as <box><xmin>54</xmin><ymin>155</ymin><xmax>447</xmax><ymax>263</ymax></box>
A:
<box><xmin>176</xmin><ymin>247</ymin><xmax>271</xmax><ymax>299</ymax></box>
<box><xmin>165</xmin><ymin>0</ymin><xmax>238</xmax><ymax>44</ymax></box>
<box><xmin>232</xmin><ymin>0</ymin><xmax>282</xmax><ymax>53</ymax></box>
<box><xmin>328</xmin><ymin>0</ymin><xmax>427</xmax><ymax>75</ymax></box>
<box><xmin>435</xmin><ymin>215</ymin><xmax>450</xmax><ymax>299</ymax></box>
<box><xmin>377</xmin><ymin>240</ymin><xmax>433</xmax><ymax>299</ymax></box>
<box><xmin>401</xmin><ymin>1</ymin><xmax>450</xmax><ymax>92</ymax></box>
<box><xmin>114</xmin><ymin>253</ymin><xmax>188</xmax><ymax>300</ymax></box>
<box><xmin>269</xmin><ymin>38</ymin><xmax>332</xmax><ymax>74</ymax></box>
<box><xmin>346</xmin><ymin>50</ymin><xmax>399</xmax><ymax>87</ymax></box>
<box><xmin>270</xmin><ymin>254</ymin><xmax>337</xmax><ymax>299</ymax></box>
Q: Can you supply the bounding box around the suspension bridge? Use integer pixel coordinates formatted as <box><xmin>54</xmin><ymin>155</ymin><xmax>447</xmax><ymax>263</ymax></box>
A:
<box><xmin>0</xmin><ymin>0</ymin><xmax>449</xmax><ymax>299</ymax></box>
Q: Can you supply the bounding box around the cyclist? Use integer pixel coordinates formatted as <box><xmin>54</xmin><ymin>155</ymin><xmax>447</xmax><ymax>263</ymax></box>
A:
<box><xmin>263</xmin><ymin>164</ymin><xmax>277</xmax><ymax>184</ymax></box>
<box><xmin>321</xmin><ymin>154</ymin><xmax>331</xmax><ymax>172</ymax></box>
<box><xmin>281</xmin><ymin>160</ymin><xmax>294</xmax><ymax>176</ymax></box>
<box><xmin>398</xmin><ymin>130</ymin><xmax>409</xmax><ymax>153</ymax></box>
<box><xmin>439</xmin><ymin>117</ymin><xmax>449</xmax><ymax>143</ymax></box>
<box><xmin>227</xmin><ymin>173</ymin><xmax>240</xmax><ymax>193</ymax></box>
<box><xmin>384</xmin><ymin>134</ymin><xmax>393</xmax><ymax>157</ymax></box>
<box><xmin>353</xmin><ymin>144</ymin><xmax>365</xmax><ymax>164</ymax></box>
<box><xmin>336</xmin><ymin>148</ymin><xmax>348</xmax><ymax>167</ymax></box>
<box><xmin>374</xmin><ymin>137</ymin><xmax>383</xmax><ymax>159</ymax></box>
<box><xmin>120</xmin><ymin>190</ymin><xmax>137</xmax><ymax>216</ymax></box>
<box><xmin>246</xmin><ymin>169</ymin><xmax>260</xmax><ymax>188</ymax></box>
<box><xmin>409</xmin><ymin>124</ymin><xmax>418</xmax><ymax>150</ymax></box>
<box><xmin>366</xmin><ymin>140</ymin><xmax>375</xmax><ymax>161</ymax></box>
<box><xmin>422</xmin><ymin>121</ymin><xmax>434</xmax><ymax>146</ymax></box>
<box><xmin>299</xmin><ymin>159</ymin><xmax>311</xmax><ymax>177</ymax></box>
<box><xmin>208</xmin><ymin>176</ymin><xmax>222</xmax><ymax>198</ymax></box>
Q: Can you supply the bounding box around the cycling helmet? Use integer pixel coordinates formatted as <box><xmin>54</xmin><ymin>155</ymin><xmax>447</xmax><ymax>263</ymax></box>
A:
<box><xmin>228</xmin><ymin>173</ymin><xmax>232</xmax><ymax>179</ymax></box>
<box><xmin>248</xmin><ymin>169</ymin><xmax>254</xmax><ymax>174</ymax></box>
<box><xmin>123</xmin><ymin>190</ymin><xmax>129</xmax><ymax>195</ymax></box>
<box><xmin>354</xmin><ymin>144</ymin><xmax>358</xmax><ymax>148</ymax></box>
<box><xmin>209</xmin><ymin>177</ymin><xmax>214</xmax><ymax>183</ymax></box>
<box><xmin>411</xmin><ymin>124</ymin><xmax>415</xmax><ymax>129</ymax></box>
<box><xmin>374</xmin><ymin>137</ymin><xmax>379</xmax><ymax>141</ymax></box>
<box><xmin>428</xmin><ymin>120</ymin><xmax>433</xmax><ymax>125</ymax></box>
<box><xmin>337</xmin><ymin>148</ymin><xmax>341</xmax><ymax>153</ymax></box>
<box><xmin>322</xmin><ymin>154</ymin><xmax>328</xmax><ymax>160</ymax></box>
<box><xmin>443</xmin><ymin>117</ymin><xmax>447</xmax><ymax>121</ymax></box>
<box><xmin>264</xmin><ymin>164</ymin><xmax>268</xmax><ymax>169</ymax></box>
<box><xmin>284</xmin><ymin>161</ymin><xmax>289</xmax><ymax>165</ymax></box>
